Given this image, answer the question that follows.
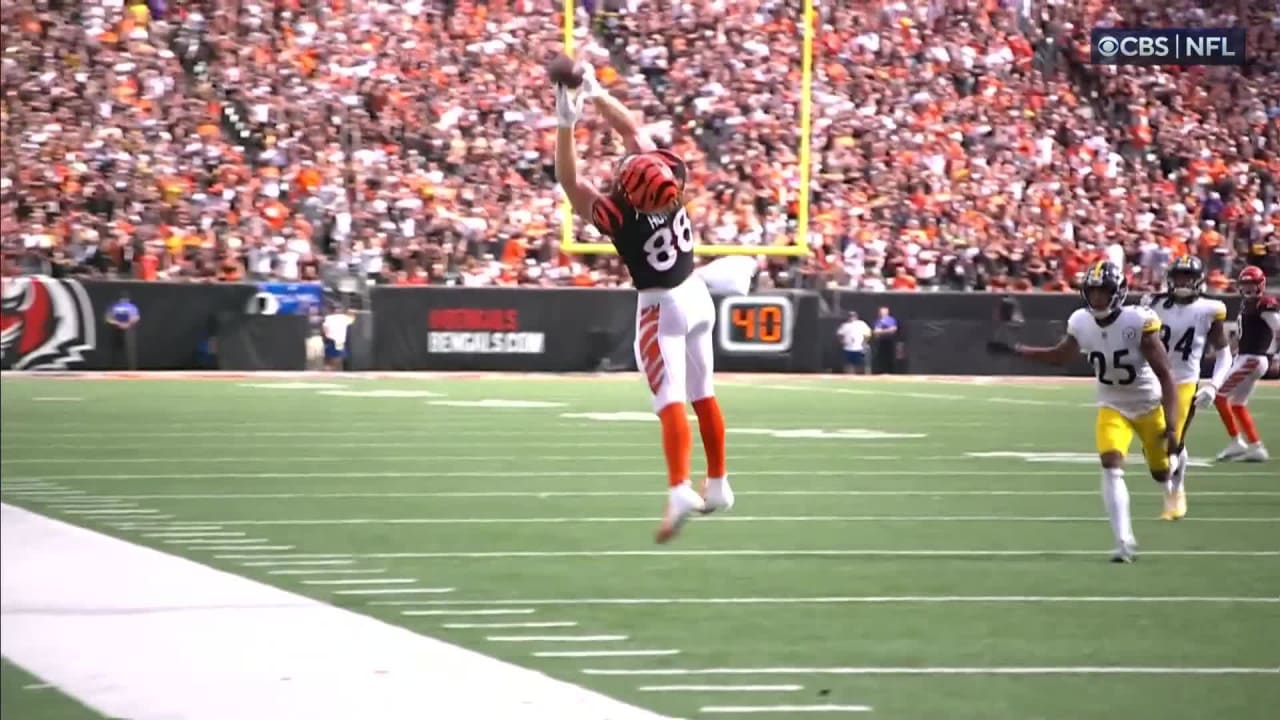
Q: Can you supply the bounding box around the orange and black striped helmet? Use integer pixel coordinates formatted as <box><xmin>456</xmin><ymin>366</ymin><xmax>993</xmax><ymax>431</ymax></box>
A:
<box><xmin>615</xmin><ymin>153</ymin><xmax>682</xmax><ymax>214</ymax></box>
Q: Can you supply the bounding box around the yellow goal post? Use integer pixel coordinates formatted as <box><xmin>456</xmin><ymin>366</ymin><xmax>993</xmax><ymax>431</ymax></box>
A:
<box><xmin>558</xmin><ymin>0</ymin><xmax>814</xmax><ymax>258</ymax></box>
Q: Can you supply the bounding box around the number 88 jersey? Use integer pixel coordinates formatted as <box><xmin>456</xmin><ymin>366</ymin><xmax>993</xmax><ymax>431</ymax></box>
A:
<box><xmin>1067</xmin><ymin>305</ymin><xmax>1163</xmax><ymax>418</ymax></box>
<box><xmin>1151</xmin><ymin>295</ymin><xmax>1228</xmax><ymax>384</ymax></box>
<box><xmin>591</xmin><ymin>152</ymin><xmax>696</xmax><ymax>291</ymax></box>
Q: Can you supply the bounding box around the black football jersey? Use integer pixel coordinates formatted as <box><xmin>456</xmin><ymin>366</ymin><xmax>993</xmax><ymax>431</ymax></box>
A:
<box><xmin>590</xmin><ymin>150</ymin><xmax>695</xmax><ymax>291</ymax></box>
<box><xmin>1237</xmin><ymin>294</ymin><xmax>1278</xmax><ymax>356</ymax></box>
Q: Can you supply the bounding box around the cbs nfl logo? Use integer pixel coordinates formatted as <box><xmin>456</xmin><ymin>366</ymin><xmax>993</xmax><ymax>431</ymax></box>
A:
<box><xmin>1091</xmin><ymin>28</ymin><xmax>1245</xmax><ymax>66</ymax></box>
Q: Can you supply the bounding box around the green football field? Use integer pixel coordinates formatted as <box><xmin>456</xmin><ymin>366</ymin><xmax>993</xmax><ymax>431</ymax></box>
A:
<box><xmin>1</xmin><ymin>373</ymin><xmax>1277</xmax><ymax>720</ymax></box>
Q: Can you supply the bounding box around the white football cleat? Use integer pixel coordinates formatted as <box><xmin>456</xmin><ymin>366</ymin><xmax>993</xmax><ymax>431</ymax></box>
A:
<box><xmin>1240</xmin><ymin>443</ymin><xmax>1270</xmax><ymax>463</ymax></box>
<box><xmin>1111</xmin><ymin>538</ymin><xmax>1139</xmax><ymax>564</ymax></box>
<box><xmin>655</xmin><ymin>482</ymin><xmax>705</xmax><ymax>544</ymax></box>
<box><xmin>1216</xmin><ymin>437</ymin><xmax>1248</xmax><ymax>461</ymax></box>
<box><xmin>701</xmin><ymin>476</ymin><xmax>735</xmax><ymax>514</ymax></box>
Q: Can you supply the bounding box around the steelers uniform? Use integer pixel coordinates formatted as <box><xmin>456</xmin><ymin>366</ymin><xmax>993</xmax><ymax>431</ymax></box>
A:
<box><xmin>1067</xmin><ymin>305</ymin><xmax>1170</xmax><ymax>472</ymax></box>
<box><xmin>1151</xmin><ymin>295</ymin><xmax>1228</xmax><ymax>442</ymax></box>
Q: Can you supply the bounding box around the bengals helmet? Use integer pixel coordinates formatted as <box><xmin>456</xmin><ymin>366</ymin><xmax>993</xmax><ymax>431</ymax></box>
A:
<box><xmin>1238</xmin><ymin>265</ymin><xmax>1267</xmax><ymax>299</ymax></box>
<box><xmin>615</xmin><ymin>153</ymin><xmax>682</xmax><ymax>215</ymax></box>
<box><xmin>1166</xmin><ymin>255</ymin><xmax>1205</xmax><ymax>301</ymax></box>
<box><xmin>1080</xmin><ymin>260</ymin><xmax>1128</xmax><ymax>319</ymax></box>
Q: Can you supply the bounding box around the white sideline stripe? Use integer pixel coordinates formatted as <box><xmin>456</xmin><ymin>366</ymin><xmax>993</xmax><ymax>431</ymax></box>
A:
<box><xmin>402</xmin><ymin>609</ymin><xmax>536</xmax><ymax>617</ymax></box>
<box><xmin>369</xmin><ymin>595</ymin><xmax>1280</xmax><ymax>608</ymax></box>
<box><xmin>445</xmin><ymin>622</ymin><xmax>578</xmax><ymax>629</ymax></box>
<box><xmin>488</xmin><ymin>635</ymin><xmax>628</xmax><ymax>643</ymax></box>
<box><xmin>12</xmin><ymin>469</ymin><xmax>1273</xmax><ymax>481</ymax></box>
<box><xmin>640</xmin><ymin>685</ymin><xmax>802</xmax><ymax>693</ymax></box>
<box><xmin>331</xmin><ymin>587</ymin><xmax>455</xmax><ymax>596</ymax></box>
<box><xmin>163</xmin><ymin>538</ymin><xmax>270</xmax><ymax>545</ymax></box>
<box><xmin>0</xmin><ymin>503</ymin><xmax>669</xmax><ymax>720</ymax></box>
<box><xmin>239</xmin><ymin>559</ymin><xmax>355</xmax><ymax>567</ymax></box>
<box><xmin>111</xmin><ymin>515</ymin><xmax>1280</xmax><ymax>527</ymax></box>
<box><xmin>228</xmin><ymin>549</ymin><xmax>1280</xmax><ymax>561</ymax></box>
<box><xmin>535</xmin><ymin>650</ymin><xmax>681</xmax><ymax>658</ymax></box>
<box><xmin>143</xmin><ymin>532</ymin><xmax>246</xmax><ymax>539</ymax></box>
<box><xmin>68</xmin><ymin>489</ymin><xmax>1280</xmax><ymax>500</ymax></box>
<box><xmin>585</xmin><ymin>667</ymin><xmax>1280</xmax><ymax>677</ymax></box>
<box><xmin>301</xmin><ymin>578</ymin><xmax>417</xmax><ymax>586</ymax></box>
<box><xmin>701</xmin><ymin>704</ymin><xmax>871</xmax><ymax>714</ymax></box>
<box><xmin>268</xmin><ymin>569</ymin><xmax>387</xmax><ymax>576</ymax></box>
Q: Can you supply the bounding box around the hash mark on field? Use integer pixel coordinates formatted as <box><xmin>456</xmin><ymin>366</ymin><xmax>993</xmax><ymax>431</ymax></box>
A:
<box><xmin>701</xmin><ymin>705</ymin><xmax>871</xmax><ymax>714</ymax></box>
<box><xmin>41</xmin><ymin>498</ymin><xmax>123</xmax><ymax>505</ymax></box>
<box><xmin>301</xmin><ymin>578</ymin><xmax>417</xmax><ymax>586</ymax></box>
<box><xmin>63</xmin><ymin>508</ymin><xmax>161</xmax><ymax>516</ymax></box>
<box><xmin>639</xmin><ymin>685</ymin><xmax>803</xmax><ymax>693</ymax></box>
<box><xmin>331</xmin><ymin>587</ymin><xmax>455</xmax><ymax>596</ymax></box>
<box><xmin>401</xmin><ymin>609</ymin><xmax>536</xmax><ymax>617</ymax></box>
<box><xmin>444</xmin><ymin>622</ymin><xmax>578</xmax><ymax>629</ymax></box>
<box><xmin>535</xmin><ymin>650</ymin><xmax>680</xmax><ymax>658</ymax></box>
<box><xmin>584</xmin><ymin>667</ymin><xmax>1280</xmax><ymax>677</ymax></box>
<box><xmin>487</xmin><ymin>635</ymin><xmax>628</xmax><ymax>643</ymax></box>
<box><xmin>267</xmin><ymin>568</ymin><xmax>387</xmax><ymax>576</ymax></box>
<box><xmin>164</xmin><ymin>538</ymin><xmax>270</xmax><ymax>545</ymax></box>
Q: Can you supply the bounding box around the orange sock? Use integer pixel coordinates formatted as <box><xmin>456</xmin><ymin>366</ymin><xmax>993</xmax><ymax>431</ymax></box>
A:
<box><xmin>1232</xmin><ymin>405</ymin><xmax>1260</xmax><ymax>443</ymax></box>
<box><xmin>692</xmin><ymin>396</ymin><xmax>727</xmax><ymax>479</ymax></box>
<box><xmin>1215</xmin><ymin>396</ymin><xmax>1239</xmax><ymax>436</ymax></box>
<box><xmin>657</xmin><ymin>402</ymin><xmax>692</xmax><ymax>487</ymax></box>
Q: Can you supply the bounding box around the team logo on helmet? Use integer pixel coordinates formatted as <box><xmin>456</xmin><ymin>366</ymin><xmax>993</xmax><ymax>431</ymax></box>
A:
<box><xmin>0</xmin><ymin>277</ymin><xmax>97</xmax><ymax>370</ymax></box>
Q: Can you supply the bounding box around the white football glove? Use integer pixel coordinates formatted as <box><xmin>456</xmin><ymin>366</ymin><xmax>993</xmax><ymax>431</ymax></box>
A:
<box><xmin>1194</xmin><ymin>383</ymin><xmax>1217</xmax><ymax>409</ymax></box>
<box><xmin>555</xmin><ymin>83</ymin><xmax>584</xmax><ymax>129</ymax></box>
<box><xmin>580</xmin><ymin>62</ymin><xmax>604</xmax><ymax>100</ymax></box>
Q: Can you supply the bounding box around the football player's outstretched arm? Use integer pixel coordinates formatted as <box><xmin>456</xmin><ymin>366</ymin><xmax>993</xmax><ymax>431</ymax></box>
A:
<box><xmin>1140</xmin><ymin>329</ymin><xmax>1181</xmax><ymax>455</ymax></box>
<box><xmin>580</xmin><ymin>64</ymin><xmax>657</xmax><ymax>155</ymax></box>
<box><xmin>1015</xmin><ymin>334</ymin><xmax>1080</xmax><ymax>365</ymax></box>
<box><xmin>553</xmin><ymin>84</ymin><xmax>611</xmax><ymax>231</ymax></box>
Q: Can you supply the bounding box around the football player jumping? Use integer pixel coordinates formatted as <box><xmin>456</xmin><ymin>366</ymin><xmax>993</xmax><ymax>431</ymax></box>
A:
<box><xmin>1143</xmin><ymin>255</ymin><xmax>1233</xmax><ymax>519</ymax></box>
<box><xmin>553</xmin><ymin>61</ymin><xmax>734</xmax><ymax>543</ymax></box>
<box><xmin>1214</xmin><ymin>265</ymin><xmax>1278</xmax><ymax>462</ymax></box>
<box><xmin>1015</xmin><ymin>261</ymin><xmax>1180</xmax><ymax>562</ymax></box>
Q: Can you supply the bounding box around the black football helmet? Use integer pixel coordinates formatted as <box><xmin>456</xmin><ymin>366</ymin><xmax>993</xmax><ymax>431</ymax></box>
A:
<box><xmin>1166</xmin><ymin>255</ymin><xmax>1205</xmax><ymax>302</ymax></box>
<box><xmin>1081</xmin><ymin>260</ymin><xmax>1128</xmax><ymax>318</ymax></box>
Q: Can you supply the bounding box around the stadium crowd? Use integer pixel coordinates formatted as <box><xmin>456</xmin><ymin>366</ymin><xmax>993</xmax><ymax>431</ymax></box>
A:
<box><xmin>1</xmin><ymin>0</ymin><xmax>1277</xmax><ymax>292</ymax></box>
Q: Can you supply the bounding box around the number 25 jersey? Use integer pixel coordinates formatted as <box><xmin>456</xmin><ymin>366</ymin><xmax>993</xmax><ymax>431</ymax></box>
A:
<box><xmin>1067</xmin><ymin>306</ymin><xmax>1162</xmax><ymax>419</ymax></box>
<box><xmin>1151</xmin><ymin>296</ymin><xmax>1227</xmax><ymax>384</ymax></box>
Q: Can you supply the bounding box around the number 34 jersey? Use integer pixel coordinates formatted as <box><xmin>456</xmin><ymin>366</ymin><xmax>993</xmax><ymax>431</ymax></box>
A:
<box><xmin>1151</xmin><ymin>296</ymin><xmax>1227</xmax><ymax>384</ymax></box>
<box><xmin>1067</xmin><ymin>306</ymin><xmax>1163</xmax><ymax>419</ymax></box>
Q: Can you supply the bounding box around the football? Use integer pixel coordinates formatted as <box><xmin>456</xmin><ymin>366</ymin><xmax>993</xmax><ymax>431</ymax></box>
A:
<box><xmin>547</xmin><ymin>54</ymin><xmax>583</xmax><ymax>89</ymax></box>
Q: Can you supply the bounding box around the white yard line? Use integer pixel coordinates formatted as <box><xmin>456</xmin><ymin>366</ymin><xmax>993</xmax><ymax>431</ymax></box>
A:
<box><xmin>401</xmin><ymin>609</ymin><xmax>537</xmax><ymax>617</ymax></box>
<box><xmin>61</xmin><ymin>508</ymin><xmax>163</xmax><ymax>516</ymax></box>
<box><xmin>142</xmin><ymin>532</ymin><xmax>246</xmax><ymax>539</ymax></box>
<box><xmin>94</xmin><ymin>515</ymin><xmax>1280</xmax><ymax>527</ymax></box>
<box><xmin>9</xmin><ymin>469</ymin><xmax>1273</xmax><ymax>481</ymax></box>
<box><xmin>637</xmin><ymin>681</ymin><xmax>798</xmax><ymax>691</ymax></box>
<box><xmin>301</xmin><ymin>578</ymin><xmax>417</xmax><ymax>586</ymax></box>
<box><xmin>487</xmin><ymin>635</ymin><xmax>628</xmax><ymax>643</ymax></box>
<box><xmin>64</xmin><ymin>489</ymin><xmax>1280</xmax><ymax>501</ymax></box>
<box><xmin>267</xmin><ymin>568</ymin><xmax>387</xmax><ymax>576</ymax></box>
<box><xmin>585</xmin><ymin>667</ymin><xmax>1280</xmax><ymax>677</ymax></box>
<box><xmin>700</xmin><ymin>704</ymin><xmax>872</xmax><ymax>714</ymax></box>
<box><xmin>162</xmin><ymin>538</ymin><xmax>271</xmax><ymax>545</ymax></box>
<box><xmin>196</xmin><ymin>545</ymin><xmax>296</xmax><ymax>551</ymax></box>
<box><xmin>535</xmin><ymin>650</ymin><xmax>681</xmax><ymax>659</ymax></box>
<box><xmin>445</xmin><ymin>622</ymin><xmax>578</xmax><ymax>629</ymax></box>
<box><xmin>330</xmin><ymin>587</ymin><xmax>455</xmax><ymax>596</ymax></box>
<box><xmin>369</xmin><ymin>595</ymin><xmax>1280</xmax><ymax>608</ymax></box>
<box><xmin>238</xmin><ymin>559</ymin><xmax>355</xmax><ymax>567</ymax></box>
<box><xmin>209</xmin><ymin>549</ymin><xmax>1280</xmax><ymax>561</ymax></box>
<box><xmin>0</xmin><ymin>503</ymin><xmax>670</xmax><ymax>720</ymax></box>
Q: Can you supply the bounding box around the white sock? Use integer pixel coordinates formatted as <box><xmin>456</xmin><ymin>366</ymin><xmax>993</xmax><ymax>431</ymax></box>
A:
<box><xmin>1170</xmin><ymin>448</ymin><xmax>1188</xmax><ymax>493</ymax></box>
<box><xmin>1101</xmin><ymin>467</ymin><xmax>1134</xmax><ymax>545</ymax></box>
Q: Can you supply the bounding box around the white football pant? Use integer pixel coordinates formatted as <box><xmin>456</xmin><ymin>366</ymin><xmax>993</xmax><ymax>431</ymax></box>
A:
<box><xmin>1219</xmin><ymin>354</ymin><xmax>1267</xmax><ymax>405</ymax></box>
<box><xmin>634</xmin><ymin>274</ymin><xmax>716</xmax><ymax>413</ymax></box>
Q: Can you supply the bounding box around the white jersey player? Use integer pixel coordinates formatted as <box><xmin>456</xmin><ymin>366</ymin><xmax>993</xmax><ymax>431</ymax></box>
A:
<box><xmin>1016</xmin><ymin>261</ymin><xmax>1180</xmax><ymax>562</ymax></box>
<box><xmin>1143</xmin><ymin>255</ymin><xmax>1233</xmax><ymax>519</ymax></box>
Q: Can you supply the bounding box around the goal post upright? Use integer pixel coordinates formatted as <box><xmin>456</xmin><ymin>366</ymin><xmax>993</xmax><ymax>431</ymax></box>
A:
<box><xmin>557</xmin><ymin>0</ymin><xmax>813</xmax><ymax>258</ymax></box>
